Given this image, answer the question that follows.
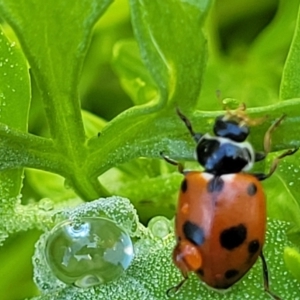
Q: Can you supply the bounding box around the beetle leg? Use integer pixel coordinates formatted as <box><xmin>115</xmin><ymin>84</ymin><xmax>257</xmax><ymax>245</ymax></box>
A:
<box><xmin>176</xmin><ymin>108</ymin><xmax>202</xmax><ymax>143</ymax></box>
<box><xmin>253</xmin><ymin>148</ymin><xmax>298</xmax><ymax>181</ymax></box>
<box><xmin>263</xmin><ymin>114</ymin><xmax>286</xmax><ymax>154</ymax></box>
<box><xmin>260</xmin><ymin>252</ymin><xmax>282</xmax><ymax>300</ymax></box>
<box><xmin>166</xmin><ymin>272</ymin><xmax>188</xmax><ymax>297</ymax></box>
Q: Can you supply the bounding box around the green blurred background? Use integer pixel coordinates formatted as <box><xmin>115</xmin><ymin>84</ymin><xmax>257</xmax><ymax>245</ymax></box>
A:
<box><xmin>1</xmin><ymin>0</ymin><xmax>296</xmax><ymax>299</ymax></box>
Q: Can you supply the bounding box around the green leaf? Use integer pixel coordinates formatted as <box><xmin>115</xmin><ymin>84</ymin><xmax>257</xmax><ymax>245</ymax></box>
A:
<box><xmin>82</xmin><ymin>110</ymin><xmax>107</xmax><ymax>139</ymax></box>
<box><xmin>0</xmin><ymin>125</ymin><xmax>66</xmax><ymax>174</ymax></box>
<box><xmin>24</xmin><ymin>111</ymin><xmax>106</xmax><ymax>202</ymax></box>
<box><xmin>280</xmin><ymin>2</ymin><xmax>300</xmax><ymax>99</ymax></box>
<box><xmin>79</xmin><ymin>0</ymin><xmax>131</xmax><ymax>101</ymax></box>
<box><xmin>101</xmin><ymin>165</ymin><xmax>181</xmax><ymax>222</ymax></box>
<box><xmin>129</xmin><ymin>0</ymin><xmax>210</xmax><ymax>108</ymax></box>
<box><xmin>0</xmin><ymin>0</ymin><xmax>112</xmax><ymax>156</ymax></box>
<box><xmin>0</xmin><ymin>231</ymin><xmax>41</xmax><ymax>299</ymax></box>
<box><xmin>87</xmin><ymin>0</ymin><xmax>212</xmax><ymax>178</ymax></box>
<box><xmin>284</xmin><ymin>246</ymin><xmax>300</xmax><ymax>283</ymax></box>
<box><xmin>0</xmin><ymin>26</ymin><xmax>30</xmax><ymax>196</ymax></box>
<box><xmin>0</xmin><ymin>0</ymin><xmax>115</xmax><ymax>200</ymax></box>
<box><xmin>0</xmin><ymin>25</ymin><xmax>30</xmax><ymax>243</ymax></box>
<box><xmin>0</xmin><ymin>0</ymin><xmax>213</xmax><ymax>201</ymax></box>
<box><xmin>263</xmin><ymin>152</ymin><xmax>300</xmax><ymax>228</ymax></box>
<box><xmin>200</xmin><ymin>0</ymin><xmax>300</xmax><ymax>110</ymax></box>
<box><xmin>25</xmin><ymin>169</ymin><xmax>77</xmax><ymax>203</ymax></box>
<box><xmin>249</xmin><ymin>0</ymin><xmax>299</xmax><ymax>59</ymax></box>
<box><xmin>112</xmin><ymin>39</ymin><xmax>158</xmax><ymax>105</ymax></box>
<box><xmin>0</xmin><ymin>29</ymin><xmax>30</xmax><ymax>131</ymax></box>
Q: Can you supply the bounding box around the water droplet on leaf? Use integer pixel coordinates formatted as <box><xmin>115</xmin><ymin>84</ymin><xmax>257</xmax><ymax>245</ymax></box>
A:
<box><xmin>148</xmin><ymin>216</ymin><xmax>171</xmax><ymax>238</ymax></box>
<box><xmin>44</xmin><ymin>217</ymin><xmax>134</xmax><ymax>288</ymax></box>
<box><xmin>38</xmin><ymin>198</ymin><xmax>54</xmax><ymax>211</ymax></box>
<box><xmin>221</xmin><ymin>97</ymin><xmax>239</xmax><ymax>109</ymax></box>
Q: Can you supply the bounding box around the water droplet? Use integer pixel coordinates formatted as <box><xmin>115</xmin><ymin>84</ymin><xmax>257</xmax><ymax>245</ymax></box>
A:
<box><xmin>41</xmin><ymin>282</ymin><xmax>50</xmax><ymax>290</ymax></box>
<box><xmin>38</xmin><ymin>198</ymin><xmax>54</xmax><ymax>211</ymax></box>
<box><xmin>148</xmin><ymin>216</ymin><xmax>171</xmax><ymax>238</ymax></box>
<box><xmin>34</xmin><ymin>257</ymin><xmax>40</xmax><ymax>264</ymax></box>
<box><xmin>221</xmin><ymin>97</ymin><xmax>239</xmax><ymax>109</ymax></box>
<box><xmin>44</xmin><ymin>217</ymin><xmax>134</xmax><ymax>288</ymax></box>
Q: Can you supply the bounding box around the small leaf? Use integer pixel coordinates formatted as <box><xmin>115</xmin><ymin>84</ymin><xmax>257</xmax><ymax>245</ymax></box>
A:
<box><xmin>25</xmin><ymin>169</ymin><xmax>77</xmax><ymax>203</ymax></box>
<box><xmin>129</xmin><ymin>0</ymin><xmax>211</xmax><ymax>107</ymax></box>
<box><xmin>82</xmin><ymin>110</ymin><xmax>107</xmax><ymax>139</ymax></box>
<box><xmin>0</xmin><ymin>26</ymin><xmax>30</xmax><ymax>197</ymax></box>
<box><xmin>112</xmin><ymin>39</ymin><xmax>157</xmax><ymax>105</ymax></box>
<box><xmin>0</xmin><ymin>25</ymin><xmax>30</xmax><ymax>243</ymax></box>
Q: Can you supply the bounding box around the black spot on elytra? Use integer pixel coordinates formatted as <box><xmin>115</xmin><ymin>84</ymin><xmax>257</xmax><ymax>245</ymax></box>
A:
<box><xmin>219</xmin><ymin>224</ymin><xmax>247</xmax><ymax>250</ymax></box>
<box><xmin>207</xmin><ymin>176</ymin><xmax>224</xmax><ymax>193</ymax></box>
<box><xmin>183</xmin><ymin>221</ymin><xmax>205</xmax><ymax>246</ymax></box>
<box><xmin>248</xmin><ymin>239</ymin><xmax>260</xmax><ymax>255</ymax></box>
<box><xmin>247</xmin><ymin>182</ymin><xmax>257</xmax><ymax>196</ymax></box>
<box><xmin>181</xmin><ymin>179</ymin><xmax>188</xmax><ymax>193</ymax></box>
<box><xmin>225</xmin><ymin>269</ymin><xmax>239</xmax><ymax>279</ymax></box>
<box><xmin>196</xmin><ymin>268</ymin><xmax>204</xmax><ymax>276</ymax></box>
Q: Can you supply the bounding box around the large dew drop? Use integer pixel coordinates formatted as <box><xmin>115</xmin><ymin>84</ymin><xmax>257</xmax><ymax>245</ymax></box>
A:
<box><xmin>44</xmin><ymin>217</ymin><xmax>134</xmax><ymax>288</ymax></box>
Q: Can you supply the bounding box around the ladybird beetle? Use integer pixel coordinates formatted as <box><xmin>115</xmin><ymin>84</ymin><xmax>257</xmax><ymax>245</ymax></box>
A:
<box><xmin>162</xmin><ymin>105</ymin><xmax>298</xmax><ymax>300</ymax></box>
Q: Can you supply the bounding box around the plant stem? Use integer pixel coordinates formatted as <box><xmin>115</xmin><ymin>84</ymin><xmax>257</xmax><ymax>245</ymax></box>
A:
<box><xmin>69</xmin><ymin>173</ymin><xmax>110</xmax><ymax>200</ymax></box>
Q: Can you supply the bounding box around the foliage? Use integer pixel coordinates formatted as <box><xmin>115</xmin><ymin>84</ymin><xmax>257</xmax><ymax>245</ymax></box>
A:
<box><xmin>0</xmin><ymin>0</ymin><xmax>300</xmax><ymax>299</ymax></box>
